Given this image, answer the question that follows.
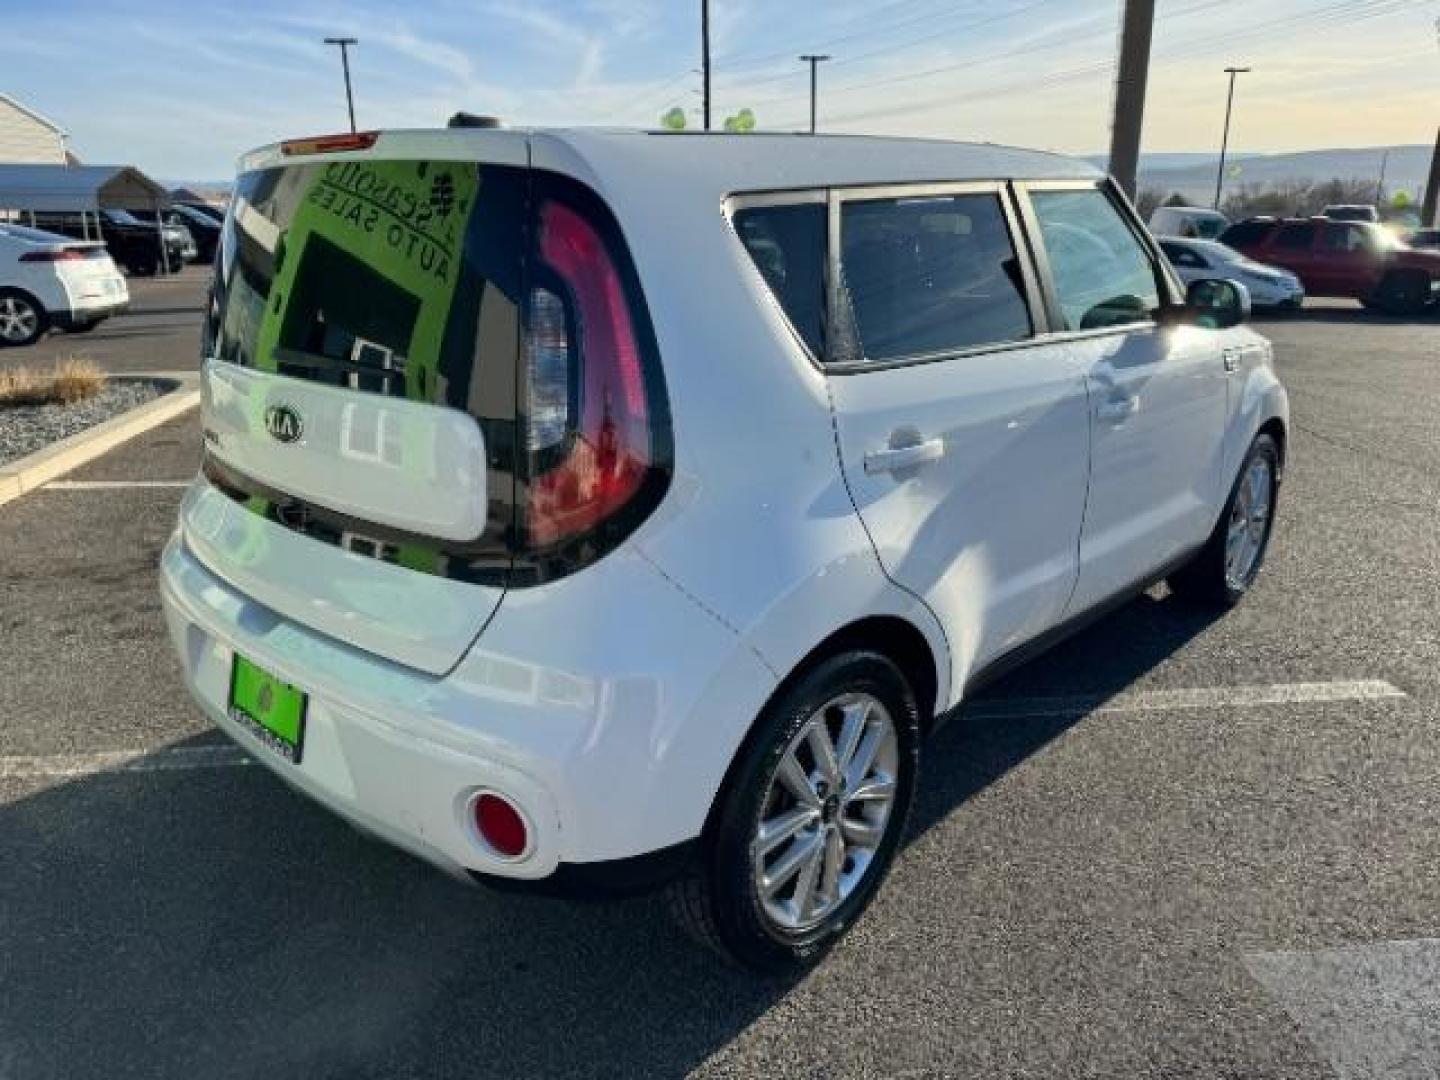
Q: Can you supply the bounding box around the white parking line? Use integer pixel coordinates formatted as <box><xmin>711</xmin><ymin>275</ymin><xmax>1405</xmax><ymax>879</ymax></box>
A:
<box><xmin>0</xmin><ymin>681</ymin><xmax>1408</xmax><ymax>783</ymax></box>
<box><xmin>962</xmin><ymin>679</ymin><xmax>1407</xmax><ymax>721</ymax></box>
<box><xmin>44</xmin><ymin>479</ymin><xmax>192</xmax><ymax>490</ymax></box>
<box><xmin>1</xmin><ymin>744</ymin><xmax>250</xmax><ymax>780</ymax></box>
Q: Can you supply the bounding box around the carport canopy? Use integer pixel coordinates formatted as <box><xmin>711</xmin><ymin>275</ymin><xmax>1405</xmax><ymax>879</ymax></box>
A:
<box><xmin>0</xmin><ymin>164</ymin><xmax>170</xmax><ymax>213</ymax></box>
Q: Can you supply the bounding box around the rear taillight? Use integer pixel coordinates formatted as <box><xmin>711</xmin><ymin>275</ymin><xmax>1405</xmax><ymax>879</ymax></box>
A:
<box><xmin>521</xmin><ymin>195</ymin><xmax>668</xmax><ymax>555</ymax></box>
<box><xmin>19</xmin><ymin>248</ymin><xmax>87</xmax><ymax>263</ymax></box>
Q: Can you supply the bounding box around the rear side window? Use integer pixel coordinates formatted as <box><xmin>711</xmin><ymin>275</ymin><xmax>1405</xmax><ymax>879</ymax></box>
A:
<box><xmin>1221</xmin><ymin>220</ymin><xmax>1274</xmax><ymax>247</ymax></box>
<box><xmin>1274</xmin><ymin>222</ymin><xmax>1317</xmax><ymax>250</ymax></box>
<box><xmin>835</xmin><ymin>192</ymin><xmax>1032</xmax><ymax>363</ymax></box>
<box><xmin>1030</xmin><ymin>188</ymin><xmax>1160</xmax><ymax>331</ymax></box>
<box><xmin>732</xmin><ymin>203</ymin><xmax>826</xmax><ymax>357</ymax></box>
<box><xmin>1160</xmin><ymin>241</ymin><xmax>1205</xmax><ymax>268</ymax></box>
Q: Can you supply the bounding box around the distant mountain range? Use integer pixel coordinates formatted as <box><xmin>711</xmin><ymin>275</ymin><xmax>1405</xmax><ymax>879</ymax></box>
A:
<box><xmin>1086</xmin><ymin>145</ymin><xmax>1431</xmax><ymax>203</ymax></box>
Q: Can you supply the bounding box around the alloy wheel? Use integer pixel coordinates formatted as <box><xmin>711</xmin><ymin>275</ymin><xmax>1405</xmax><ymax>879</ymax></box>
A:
<box><xmin>1225</xmin><ymin>455</ymin><xmax>1274</xmax><ymax>588</ymax></box>
<box><xmin>751</xmin><ymin>692</ymin><xmax>899</xmax><ymax>932</ymax></box>
<box><xmin>0</xmin><ymin>296</ymin><xmax>39</xmax><ymax>344</ymax></box>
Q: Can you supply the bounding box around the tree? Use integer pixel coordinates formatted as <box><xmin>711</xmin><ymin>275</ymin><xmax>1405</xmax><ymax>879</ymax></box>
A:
<box><xmin>722</xmin><ymin>108</ymin><xmax>756</xmax><ymax>133</ymax></box>
<box><xmin>1135</xmin><ymin>187</ymin><xmax>1165</xmax><ymax>221</ymax></box>
<box><xmin>659</xmin><ymin>107</ymin><xmax>686</xmax><ymax>131</ymax></box>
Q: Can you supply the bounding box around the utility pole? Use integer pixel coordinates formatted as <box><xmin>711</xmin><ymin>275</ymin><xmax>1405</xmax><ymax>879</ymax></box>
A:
<box><xmin>1375</xmin><ymin>149</ymin><xmax>1389</xmax><ymax>204</ymax></box>
<box><xmin>324</xmin><ymin>37</ymin><xmax>358</xmax><ymax>133</ymax></box>
<box><xmin>799</xmin><ymin>54</ymin><xmax>832</xmax><ymax>134</ymax></box>
<box><xmin>1213</xmin><ymin>66</ymin><xmax>1249</xmax><ymax>211</ymax></box>
<box><xmin>701</xmin><ymin>0</ymin><xmax>712</xmax><ymax>131</ymax></box>
<box><xmin>1107</xmin><ymin>0</ymin><xmax>1155</xmax><ymax>200</ymax></box>
<box><xmin>1423</xmin><ymin>128</ymin><xmax>1440</xmax><ymax>227</ymax></box>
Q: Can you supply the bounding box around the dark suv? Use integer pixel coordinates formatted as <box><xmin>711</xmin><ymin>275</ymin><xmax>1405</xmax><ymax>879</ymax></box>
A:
<box><xmin>31</xmin><ymin>209</ymin><xmax>189</xmax><ymax>276</ymax></box>
<box><xmin>1220</xmin><ymin>216</ymin><xmax>1439</xmax><ymax>315</ymax></box>
<box><xmin>131</xmin><ymin>205</ymin><xmax>220</xmax><ymax>263</ymax></box>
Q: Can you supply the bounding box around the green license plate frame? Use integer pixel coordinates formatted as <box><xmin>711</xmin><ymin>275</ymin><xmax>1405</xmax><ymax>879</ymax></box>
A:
<box><xmin>227</xmin><ymin>653</ymin><xmax>309</xmax><ymax>764</ymax></box>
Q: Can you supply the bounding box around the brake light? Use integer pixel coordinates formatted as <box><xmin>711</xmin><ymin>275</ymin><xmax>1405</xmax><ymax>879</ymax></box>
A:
<box><xmin>280</xmin><ymin>131</ymin><xmax>380</xmax><ymax>156</ymax></box>
<box><xmin>524</xmin><ymin>199</ymin><xmax>655</xmax><ymax>548</ymax></box>
<box><xmin>19</xmin><ymin>248</ymin><xmax>87</xmax><ymax>263</ymax></box>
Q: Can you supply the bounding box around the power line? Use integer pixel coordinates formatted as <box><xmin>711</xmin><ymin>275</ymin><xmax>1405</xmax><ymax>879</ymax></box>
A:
<box><xmin>759</xmin><ymin>0</ymin><xmax>1414</xmax><ymax>128</ymax></box>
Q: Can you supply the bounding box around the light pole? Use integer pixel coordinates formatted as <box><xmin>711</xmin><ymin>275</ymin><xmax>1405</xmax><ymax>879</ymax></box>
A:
<box><xmin>701</xmin><ymin>0</ymin><xmax>711</xmax><ymax>131</ymax></box>
<box><xmin>1214</xmin><ymin>66</ymin><xmax>1249</xmax><ymax>211</ymax></box>
<box><xmin>324</xmin><ymin>37</ymin><xmax>359</xmax><ymax>133</ymax></box>
<box><xmin>799</xmin><ymin>54</ymin><xmax>832</xmax><ymax>135</ymax></box>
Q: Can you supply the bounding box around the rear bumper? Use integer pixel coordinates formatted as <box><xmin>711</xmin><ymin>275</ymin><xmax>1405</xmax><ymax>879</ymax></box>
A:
<box><xmin>160</xmin><ymin>532</ymin><xmax>568</xmax><ymax>883</ymax></box>
<box><xmin>159</xmin><ymin>511</ymin><xmax>775</xmax><ymax>888</ymax></box>
<box><xmin>54</xmin><ymin>299</ymin><xmax>128</xmax><ymax>329</ymax></box>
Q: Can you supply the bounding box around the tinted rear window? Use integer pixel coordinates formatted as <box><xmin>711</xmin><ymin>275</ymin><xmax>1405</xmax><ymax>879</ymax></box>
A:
<box><xmin>733</xmin><ymin>203</ymin><xmax>826</xmax><ymax>357</ymax></box>
<box><xmin>1220</xmin><ymin>221</ymin><xmax>1273</xmax><ymax>247</ymax></box>
<box><xmin>1274</xmin><ymin>222</ymin><xmax>1317</xmax><ymax>250</ymax></box>
<box><xmin>209</xmin><ymin>160</ymin><xmax>523</xmax><ymax>421</ymax></box>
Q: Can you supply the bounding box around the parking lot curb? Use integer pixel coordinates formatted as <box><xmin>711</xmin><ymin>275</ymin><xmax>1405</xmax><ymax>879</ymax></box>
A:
<box><xmin>0</xmin><ymin>378</ymin><xmax>199</xmax><ymax>509</ymax></box>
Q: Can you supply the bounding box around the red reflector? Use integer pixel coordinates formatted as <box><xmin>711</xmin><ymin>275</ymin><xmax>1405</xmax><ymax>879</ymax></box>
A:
<box><xmin>473</xmin><ymin>793</ymin><xmax>528</xmax><ymax>859</ymax></box>
<box><xmin>280</xmin><ymin>131</ymin><xmax>380</xmax><ymax>156</ymax></box>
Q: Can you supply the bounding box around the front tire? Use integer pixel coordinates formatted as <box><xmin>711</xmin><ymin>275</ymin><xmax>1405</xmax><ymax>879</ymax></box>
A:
<box><xmin>1170</xmin><ymin>433</ymin><xmax>1280</xmax><ymax>607</ymax></box>
<box><xmin>670</xmin><ymin>651</ymin><xmax>920</xmax><ymax>973</ymax></box>
<box><xmin>0</xmin><ymin>289</ymin><xmax>48</xmax><ymax>347</ymax></box>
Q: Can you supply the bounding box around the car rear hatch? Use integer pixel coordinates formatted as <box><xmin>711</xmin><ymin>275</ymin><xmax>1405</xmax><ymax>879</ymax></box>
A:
<box><xmin>187</xmin><ymin>131</ymin><xmax>672</xmax><ymax>676</ymax></box>
<box><xmin>191</xmin><ymin>139</ymin><xmax>528</xmax><ymax>675</ymax></box>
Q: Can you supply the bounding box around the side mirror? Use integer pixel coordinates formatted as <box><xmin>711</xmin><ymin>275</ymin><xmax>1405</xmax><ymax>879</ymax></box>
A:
<box><xmin>1185</xmin><ymin>278</ymin><xmax>1250</xmax><ymax>329</ymax></box>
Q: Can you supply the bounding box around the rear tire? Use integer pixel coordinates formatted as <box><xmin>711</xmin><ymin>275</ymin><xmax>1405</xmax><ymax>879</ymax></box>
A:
<box><xmin>1373</xmin><ymin>272</ymin><xmax>1430</xmax><ymax>317</ymax></box>
<box><xmin>669</xmin><ymin>651</ymin><xmax>920</xmax><ymax>973</ymax></box>
<box><xmin>0</xmin><ymin>289</ymin><xmax>48</xmax><ymax>347</ymax></box>
<box><xmin>1170</xmin><ymin>433</ymin><xmax>1280</xmax><ymax>607</ymax></box>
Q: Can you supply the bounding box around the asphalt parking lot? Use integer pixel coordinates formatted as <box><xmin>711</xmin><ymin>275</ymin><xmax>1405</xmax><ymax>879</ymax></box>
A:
<box><xmin>2</xmin><ymin>275</ymin><xmax>1438</xmax><ymax>1078</ymax></box>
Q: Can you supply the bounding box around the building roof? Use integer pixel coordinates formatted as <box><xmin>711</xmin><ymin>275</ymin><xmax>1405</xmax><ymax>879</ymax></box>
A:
<box><xmin>0</xmin><ymin>163</ymin><xmax>169</xmax><ymax>212</ymax></box>
<box><xmin>0</xmin><ymin>92</ymin><xmax>67</xmax><ymax>136</ymax></box>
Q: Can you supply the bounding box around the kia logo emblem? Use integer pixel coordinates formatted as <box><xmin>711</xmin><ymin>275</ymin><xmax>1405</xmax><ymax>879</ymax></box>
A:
<box><xmin>264</xmin><ymin>404</ymin><xmax>303</xmax><ymax>444</ymax></box>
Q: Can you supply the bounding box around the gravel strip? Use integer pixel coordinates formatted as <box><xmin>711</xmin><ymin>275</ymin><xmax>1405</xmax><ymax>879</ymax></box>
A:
<box><xmin>0</xmin><ymin>380</ymin><xmax>167</xmax><ymax>466</ymax></box>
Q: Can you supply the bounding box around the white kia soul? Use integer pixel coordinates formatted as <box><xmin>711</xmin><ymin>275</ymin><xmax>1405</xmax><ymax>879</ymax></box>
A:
<box><xmin>161</xmin><ymin>128</ymin><xmax>1288</xmax><ymax>972</ymax></box>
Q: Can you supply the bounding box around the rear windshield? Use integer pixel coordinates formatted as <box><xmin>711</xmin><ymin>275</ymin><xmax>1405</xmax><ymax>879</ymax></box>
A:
<box><xmin>208</xmin><ymin>159</ymin><xmax>523</xmax><ymax>421</ymax></box>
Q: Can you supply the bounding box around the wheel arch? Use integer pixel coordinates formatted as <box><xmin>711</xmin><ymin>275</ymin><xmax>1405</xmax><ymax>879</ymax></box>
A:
<box><xmin>697</xmin><ymin>613</ymin><xmax>944</xmax><ymax>844</ymax></box>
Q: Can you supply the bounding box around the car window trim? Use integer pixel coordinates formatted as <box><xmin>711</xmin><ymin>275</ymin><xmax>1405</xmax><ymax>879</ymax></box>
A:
<box><xmin>1012</xmin><ymin>177</ymin><xmax>1184</xmax><ymax>341</ymax></box>
<box><xmin>823</xmin><ymin>179</ymin><xmax>1049</xmax><ymax>373</ymax></box>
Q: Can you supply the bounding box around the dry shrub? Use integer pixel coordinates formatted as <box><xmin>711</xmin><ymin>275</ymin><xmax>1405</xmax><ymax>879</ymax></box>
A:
<box><xmin>0</xmin><ymin>358</ymin><xmax>106</xmax><ymax>408</ymax></box>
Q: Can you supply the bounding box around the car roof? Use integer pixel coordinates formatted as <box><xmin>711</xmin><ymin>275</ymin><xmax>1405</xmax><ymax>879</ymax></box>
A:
<box><xmin>0</xmin><ymin>223</ymin><xmax>73</xmax><ymax>245</ymax></box>
<box><xmin>240</xmin><ymin>127</ymin><xmax>1102</xmax><ymax>196</ymax></box>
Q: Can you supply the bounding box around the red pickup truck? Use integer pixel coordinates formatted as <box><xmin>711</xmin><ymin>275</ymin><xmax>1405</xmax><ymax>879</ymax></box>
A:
<box><xmin>1220</xmin><ymin>216</ymin><xmax>1439</xmax><ymax>315</ymax></box>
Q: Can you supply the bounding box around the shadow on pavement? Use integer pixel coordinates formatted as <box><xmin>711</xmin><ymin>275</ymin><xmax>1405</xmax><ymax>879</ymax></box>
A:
<box><xmin>1255</xmin><ymin>302</ymin><xmax>1439</xmax><ymax>327</ymax></box>
<box><xmin>0</xmin><ymin>589</ymin><xmax>1220</xmax><ymax>1080</ymax></box>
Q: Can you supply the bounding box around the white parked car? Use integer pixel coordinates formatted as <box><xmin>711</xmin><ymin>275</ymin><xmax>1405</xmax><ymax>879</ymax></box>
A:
<box><xmin>1148</xmin><ymin>205</ymin><xmax>1229</xmax><ymax>240</ymax></box>
<box><xmin>160</xmin><ymin>129</ymin><xmax>1289</xmax><ymax>972</ymax></box>
<box><xmin>0</xmin><ymin>223</ymin><xmax>129</xmax><ymax>347</ymax></box>
<box><xmin>1158</xmin><ymin>237</ymin><xmax>1306</xmax><ymax>309</ymax></box>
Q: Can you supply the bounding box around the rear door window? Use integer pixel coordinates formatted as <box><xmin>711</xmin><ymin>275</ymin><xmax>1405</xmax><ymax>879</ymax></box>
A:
<box><xmin>1029</xmin><ymin>188</ymin><xmax>1160</xmax><ymax>331</ymax></box>
<box><xmin>835</xmin><ymin>191</ymin><xmax>1032</xmax><ymax>364</ymax></box>
<box><xmin>732</xmin><ymin>202</ymin><xmax>826</xmax><ymax>357</ymax></box>
<box><xmin>1274</xmin><ymin>222</ymin><xmax>1317</xmax><ymax>250</ymax></box>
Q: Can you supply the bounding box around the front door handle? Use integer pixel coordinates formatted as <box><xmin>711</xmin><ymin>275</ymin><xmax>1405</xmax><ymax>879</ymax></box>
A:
<box><xmin>1097</xmin><ymin>395</ymin><xmax>1140</xmax><ymax>423</ymax></box>
<box><xmin>864</xmin><ymin>437</ymin><xmax>946</xmax><ymax>475</ymax></box>
<box><xmin>1222</xmin><ymin>347</ymin><xmax>1241</xmax><ymax>373</ymax></box>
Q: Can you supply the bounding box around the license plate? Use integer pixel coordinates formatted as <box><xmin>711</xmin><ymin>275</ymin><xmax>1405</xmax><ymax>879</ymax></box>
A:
<box><xmin>228</xmin><ymin>654</ymin><xmax>308</xmax><ymax>763</ymax></box>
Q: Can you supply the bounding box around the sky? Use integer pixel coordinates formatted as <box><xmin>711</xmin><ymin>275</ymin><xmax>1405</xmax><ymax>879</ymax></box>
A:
<box><xmin>1</xmin><ymin>0</ymin><xmax>1436</xmax><ymax>180</ymax></box>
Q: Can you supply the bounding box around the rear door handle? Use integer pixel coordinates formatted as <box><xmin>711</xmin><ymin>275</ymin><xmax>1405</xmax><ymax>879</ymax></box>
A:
<box><xmin>864</xmin><ymin>438</ymin><xmax>946</xmax><ymax>475</ymax></box>
<box><xmin>1097</xmin><ymin>395</ymin><xmax>1140</xmax><ymax>423</ymax></box>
